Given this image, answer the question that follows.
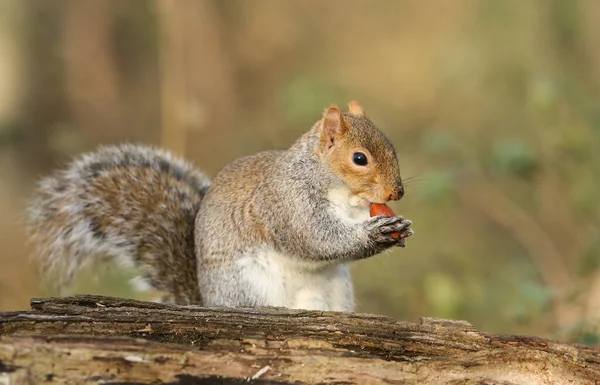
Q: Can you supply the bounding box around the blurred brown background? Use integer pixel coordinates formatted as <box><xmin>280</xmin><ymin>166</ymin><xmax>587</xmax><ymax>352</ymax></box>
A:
<box><xmin>0</xmin><ymin>0</ymin><xmax>599</xmax><ymax>344</ymax></box>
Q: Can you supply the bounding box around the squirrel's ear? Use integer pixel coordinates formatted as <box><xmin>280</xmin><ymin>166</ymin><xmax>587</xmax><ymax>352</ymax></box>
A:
<box><xmin>320</xmin><ymin>105</ymin><xmax>348</xmax><ymax>150</ymax></box>
<box><xmin>348</xmin><ymin>101</ymin><xmax>365</xmax><ymax>117</ymax></box>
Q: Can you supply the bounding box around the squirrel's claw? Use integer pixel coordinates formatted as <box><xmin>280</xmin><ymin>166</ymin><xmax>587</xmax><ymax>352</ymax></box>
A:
<box><xmin>396</xmin><ymin>228</ymin><xmax>414</xmax><ymax>248</ymax></box>
<box><xmin>378</xmin><ymin>219</ymin><xmax>412</xmax><ymax>235</ymax></box>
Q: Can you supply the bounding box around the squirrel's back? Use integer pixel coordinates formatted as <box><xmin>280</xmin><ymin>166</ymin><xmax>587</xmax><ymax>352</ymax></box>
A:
<box><xmin>26</xmin><ymin>144</ymin><xmax>210</xmax><ymax>304</ymax></box>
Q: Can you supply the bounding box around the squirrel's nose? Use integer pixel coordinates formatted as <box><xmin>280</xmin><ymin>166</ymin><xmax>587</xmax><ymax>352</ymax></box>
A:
<box><xmin>387</xmin><ymin>185</ymin><xmax>404</xmax><ymax>201</ymax></box>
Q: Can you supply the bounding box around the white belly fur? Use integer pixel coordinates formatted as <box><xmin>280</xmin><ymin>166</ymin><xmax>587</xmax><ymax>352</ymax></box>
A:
<box><xmin>236</xmin><ymin>249</ymin><xmax>354</xmax><ymax>312</ymax></box>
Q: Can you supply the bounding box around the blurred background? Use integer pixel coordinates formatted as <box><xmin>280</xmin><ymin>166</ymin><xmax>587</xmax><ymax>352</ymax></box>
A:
<box><xmin>0</xmin><ymin>0</ymin><xmax>599</xmax><ymax>344</ymax></box>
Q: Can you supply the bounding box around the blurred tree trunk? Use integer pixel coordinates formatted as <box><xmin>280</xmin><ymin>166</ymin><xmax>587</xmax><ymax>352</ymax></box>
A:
<box><xmin>1</xmin><ymin>295</ymin><xmax>599</xmax><ymax>384</ymax></box>
<box><xmin>63</xmin><ymin>0</ymin><xmax>123</xmax><ymax>144</ymax></box>
<box><xmin>156</xmin><ymin>0</ymin><xmax>237</xmax><ymax>166</ymax></box>
<box><xmin>17</xmin><ymin>2</ymin><xmax>67</xmax><ymax>172</ymax></box>
<box><xmin>0</xmin><ymin>0</ymin><xmax>24</xmax><ymax>130</ymax></box>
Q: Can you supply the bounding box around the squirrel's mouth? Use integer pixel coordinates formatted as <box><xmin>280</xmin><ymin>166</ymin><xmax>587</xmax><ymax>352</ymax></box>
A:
<box><xmin>353</xmin><ymin>193</ymin><xmax>392</xmax><ymax>207</ymax></box>
<box><xmin>355</xmin><ymin>192</ymin><xmax>390</xmax><ymax>206</ymax></box>
<box><xmin>358</xmin><ymin>189</ymin><xmax>400</xmax><ymax>205</ymax></box>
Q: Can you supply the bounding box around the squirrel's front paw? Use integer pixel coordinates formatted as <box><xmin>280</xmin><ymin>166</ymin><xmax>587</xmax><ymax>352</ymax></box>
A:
<box><xmin>366</xmin><ymin>216</ymin><xmax>413</xmax><ymax>248</ymax></box>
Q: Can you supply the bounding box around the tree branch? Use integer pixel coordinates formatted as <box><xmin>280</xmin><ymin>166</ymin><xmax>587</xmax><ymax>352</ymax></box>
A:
<box><xmin>0</xmin><ymin>295</ymin><xmax>598</xmax><ymax>384</ymax></box>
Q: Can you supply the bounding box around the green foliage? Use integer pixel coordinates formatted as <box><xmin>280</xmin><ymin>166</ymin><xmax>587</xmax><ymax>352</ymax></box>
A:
<box><xmin>424</xmin><ymin>131</ymin><xmax>457</xmax><ymax>157</ymax></box>
<box><xmin>579</xmin><ymin>239</ymin><xmax>600</xmax><ymax>277</ymax></box>
<box><xmin>414</xmin><ymin>169</ymin><xmax>456</xmax><ymax>204</ymax></box>
<box><xmin>558</xmin><ymin>129</ymin><xmax>592</xmax><ymax>163</ymax></box>
<box><xmin>573</xmin><ymin>183</ymin><xmax>599</xmax><ymax>221</ymax></box>
<box><xmin>281</xmin><ymin>76</ymin><xmax>345</xmax><ymax>124</ymax></box>
<box><xmin>550</xmin><ymin>0</ymin><xmax>580</xmax><ymax>49</ymax></box>
<box><xmin>68</xmin><ymin>262</ymin><xmax>148</xmax><ymax>301</ymax></box>
<box><xmin>423</xmin><ymin>272</ymin><xmax>463</xmax><ymax>319</ymax></box>
<box><xmin>578</xmin><ymin>331</ymin><xmax>600</xmax><ymax>346</ymax></box>
<box><xmin>529</xmin><ymin>77</ymin><xmax>559</xmax><ymax>111</ymax></box>
<box><xmin>490</xmin><ymin>139</ymin><xmax>537</xmax><ymax>179</ymax></box>
<box><xmin>0</xmin><ymin>123</ymin><xmax>22</xmax><ymax>147</ymax></box>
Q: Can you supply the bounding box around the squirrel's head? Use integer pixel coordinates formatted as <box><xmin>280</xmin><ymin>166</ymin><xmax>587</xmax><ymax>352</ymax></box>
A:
<box><xmin>315</xmin><ymin>102</ymin><xmax>404</xmax><ymax>205</ymax></box>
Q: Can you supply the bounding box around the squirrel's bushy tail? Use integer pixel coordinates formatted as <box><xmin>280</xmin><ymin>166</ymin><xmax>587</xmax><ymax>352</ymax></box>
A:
<box><xmin>25</xmin><ymin>144</ymin><xmax>210</xmax><ymax>304</ymax></box>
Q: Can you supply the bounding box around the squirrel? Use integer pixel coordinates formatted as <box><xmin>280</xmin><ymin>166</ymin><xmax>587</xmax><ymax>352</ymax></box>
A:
<box><xmin>25</xmin><ymin>102</ymin><xmax>413</xmax><ymax>312</ymax></box>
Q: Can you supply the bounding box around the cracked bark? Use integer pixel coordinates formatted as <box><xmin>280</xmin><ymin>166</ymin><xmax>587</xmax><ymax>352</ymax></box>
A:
<box><xmin>0</xmin><ymin>295</ymin><xmax>599</xmax><ymax>384</ymax></box>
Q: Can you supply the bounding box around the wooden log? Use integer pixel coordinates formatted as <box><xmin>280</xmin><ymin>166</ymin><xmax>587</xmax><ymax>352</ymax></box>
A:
<box><xmin>0</xmin><ymin>295</ymin><xmax>599</xmax><ymax>384</ymax></box>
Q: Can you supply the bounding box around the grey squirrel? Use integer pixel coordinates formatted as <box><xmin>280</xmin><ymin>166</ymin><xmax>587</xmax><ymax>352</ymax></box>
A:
<box><xmin>26</xmin><ymin>102</ymin><xmax>413</xmax><ymax>311</ymax></box>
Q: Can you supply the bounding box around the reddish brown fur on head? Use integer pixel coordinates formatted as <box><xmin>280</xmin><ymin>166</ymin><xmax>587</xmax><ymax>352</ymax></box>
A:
<box><xmin>317</xmin><ymin>102</ymin><xmax>404</xmax><ymax>204</ymax></box>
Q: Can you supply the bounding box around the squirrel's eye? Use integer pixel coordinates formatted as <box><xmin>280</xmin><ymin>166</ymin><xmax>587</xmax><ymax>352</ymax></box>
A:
<box><xmin>352</xmin><ymin>152</ymin><xmax>368</xmax><ymax>166</ymax></box>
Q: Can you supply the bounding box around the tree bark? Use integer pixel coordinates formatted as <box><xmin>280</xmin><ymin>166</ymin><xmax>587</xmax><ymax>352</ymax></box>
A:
<box><xmin>0</xmin><ymin>295</ymin><xmax>599</xmax><ymax>384</ymax></box>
